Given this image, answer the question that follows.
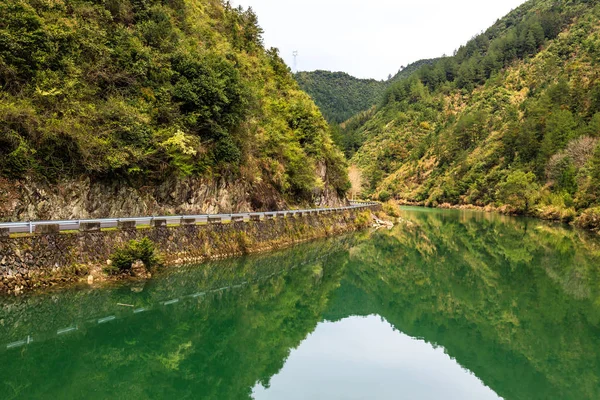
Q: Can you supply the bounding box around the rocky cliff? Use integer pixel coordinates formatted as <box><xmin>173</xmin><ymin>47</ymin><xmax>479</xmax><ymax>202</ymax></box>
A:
<box><xmin>0</xmin><ymin>174</ymin><xmax>348</xmax><ymax>221</ymax></box>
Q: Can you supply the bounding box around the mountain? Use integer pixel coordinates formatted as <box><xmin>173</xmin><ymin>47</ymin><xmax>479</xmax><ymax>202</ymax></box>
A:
<box><xmin>388</xmin><ymin>58</ymin><xmax>439</xmax><ymax>82</ymax></box>
<box><xmin>0</xmin><ymin>0</ymin><xmax>349</xmax><ymax>220</ymax></box>
<box><xmin>294</xmin><ymin>59</ymin><xmax>437</xmax><ymax>125</ymax></box>
<box><xmin>347</xmin><ymin>0</ymin><xmax>600</xmax><ymax>229</ymax></box>
<box><xmin>294</xmin><ymin>71</ymin><xmax>386</xmax><ymax>125</ymax></box>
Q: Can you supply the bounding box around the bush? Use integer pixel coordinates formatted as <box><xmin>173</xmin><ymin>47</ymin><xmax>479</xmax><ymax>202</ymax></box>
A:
<box><xmin>383</xmin><ymin>202</ymin><xmax>399</xmax><ymax>218</ymax></box>
<box><xmin>575</xmin><ymin>207</ymin><xmax>600</xmax><ymax>231</ymax></box>
<box><xmin>536</xmin><ymin>204</ymin><xmax>577</xmax><ymax>222</ymax></box>
<box><xmin>378</xmin><ymin>190</ymin><xmax>391</xmax><ymax>202</ymax></box>
<box><xmin>108</xmin><ymin>238</ymin><xmax>160</xmax><ymax>274</ymax></box>
<box><xmin>354</xmin><ymin>211</ymin><xmax>372</xmax><ymax>228</ymax></box>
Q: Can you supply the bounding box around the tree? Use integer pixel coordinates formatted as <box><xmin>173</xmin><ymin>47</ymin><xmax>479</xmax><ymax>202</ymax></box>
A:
<box><xmin>546</xmin><ymin>154</ymin><xmax>577</xmax><ymax>194</ymax></box>
<box><xmin>540</xmin><ymin>109</ymin><xmax>577</xmax><ymax>159</ymax></box>
<box><xmin>496</xmin><ymin>171</ymin><xmax>541</xmax><ymax>214</ymax></box>
<box><xmin>242</xmin><ymin>7</ymin><xmax>264</xmax><ymax>50</ymax></box>
<box><xmin>452</xmin><ymin>110</ymin><xmax>488</xmax><ymax>150</ymax></box>
<box><xmin>565</xmin><ymin>136</ymin><xmax>599</xmax><ymax>168</ymax></box>
<box><xmin>587</xmin><ymin>143</ymin><xmax>600</xmax><ymax>205</ymax></box>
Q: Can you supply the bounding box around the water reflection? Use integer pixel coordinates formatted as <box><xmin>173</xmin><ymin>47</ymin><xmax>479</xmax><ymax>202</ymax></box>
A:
<box><xmin>0</xmin><ymin>207</ymin><xmax>599</xmax><ymax>399</ymax></box>
<box><xmin>253</xmin><ymin>315</ymin><xmax>501</xmax><ymax>400</ymax></box>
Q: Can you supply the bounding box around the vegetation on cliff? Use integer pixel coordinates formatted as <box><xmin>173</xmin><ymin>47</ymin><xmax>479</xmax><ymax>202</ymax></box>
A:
<box><xmin>0</xmin><ymin>0</ymin><xmax>349</xmax><ymax>203</ymax></box>
<box><xmin>343</xmin><ymin>0</ymin><xmax>600</xmax><ymax>227</ymax></box>
<box><xmin>108</xmin><ymin>237</ymin><xmax>160</xmax><ymax>274</ymax></box>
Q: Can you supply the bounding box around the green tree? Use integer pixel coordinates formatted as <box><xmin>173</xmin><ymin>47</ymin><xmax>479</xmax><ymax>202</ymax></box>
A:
<box><xmin>540</xmin><ymin>109</ymin><xmax>577</xmax><ymax>159</ymax></box>
<box><xmin>496</xmin><ymin>171</ymin><xmax>541</xmax><ymax>213</ymax></box>
<box><xmin>587</xmin><ymin>143</ymin><xmax>600</xmax><ymax>205</ymax></box>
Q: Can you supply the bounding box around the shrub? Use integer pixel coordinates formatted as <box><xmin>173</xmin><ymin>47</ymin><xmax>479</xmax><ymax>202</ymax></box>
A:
<box><xmin>378</xmin><ymin>190</ymin><xmax>391</xmax><ymax>202</ymax></box>
<box><xmin>536</xmin><ymin>204</ymin><xmax>577</xmax><ymax>222</ymax></box>
<box><xmin>575</xmin><ymin>207</ymin><xmax>600</xmax><ymax>231</ymax></box>
<box><xmin>383</xmin><ymin>202</ymin><xmax>399</xmax><ymax>218</ymax></box>
<box><xmin>354</xmin><ymin>211</ymin><xmax>372</xmax><ymax>228</ymax></box>
<box><xmin>108</xmin><ymin>238</ymin><xmax>160</xmax><ymax>274</ymax></box>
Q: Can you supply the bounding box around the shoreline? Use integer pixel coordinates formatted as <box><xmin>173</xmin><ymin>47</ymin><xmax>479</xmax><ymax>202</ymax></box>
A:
<box><xmin>392</xmin><ymin>199</ymin><xmax>600</xmax><ymax>234</ymax></box>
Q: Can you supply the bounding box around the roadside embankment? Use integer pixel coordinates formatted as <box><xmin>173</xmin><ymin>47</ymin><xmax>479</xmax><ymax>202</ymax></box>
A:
<box><xmin>0</xmin><ymin>208</ymin><xmax>377</xmax><ymax>294</ymax></box>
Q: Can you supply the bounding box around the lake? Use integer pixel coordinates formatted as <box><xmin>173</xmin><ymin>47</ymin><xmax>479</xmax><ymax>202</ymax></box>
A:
<box><xmin>1</xmin><ymin>207</ymin><xmax>599</xmax><ymax>399</ymax></box>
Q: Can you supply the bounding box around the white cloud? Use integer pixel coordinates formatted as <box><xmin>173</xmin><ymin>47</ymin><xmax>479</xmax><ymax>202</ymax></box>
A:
<box><xmin>231</xmin><ymin>0</ymin><xmax>528</xmax><ymax>79</ymax></box>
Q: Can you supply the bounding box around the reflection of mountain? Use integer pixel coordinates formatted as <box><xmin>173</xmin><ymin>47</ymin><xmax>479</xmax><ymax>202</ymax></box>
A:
<box><xmin>0</xmin><ymin>238</ymin><xmax>353</xmax><ymax>400</ymax></box>
<box><xmin>328</xmin><ymin>208</ymin><xmax>600</xmax><ymax>400</ymax></box>
<box><xmin>1</xmin><ymin>208</ymin><xmax>599</xmax><ymax>399</ymax></box>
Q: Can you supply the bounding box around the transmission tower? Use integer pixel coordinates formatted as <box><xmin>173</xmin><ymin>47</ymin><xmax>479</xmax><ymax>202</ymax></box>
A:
<box><xmin>293</xmin><ymin>51</ymin><xmax>298</xmax><ymax>72</ymax></box>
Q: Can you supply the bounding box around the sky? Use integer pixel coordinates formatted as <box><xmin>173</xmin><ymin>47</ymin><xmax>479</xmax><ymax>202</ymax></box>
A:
<box><xmin>231</xmin><ymin>0</ymin><xmax>528</xmax><ymax>80</ymax></box>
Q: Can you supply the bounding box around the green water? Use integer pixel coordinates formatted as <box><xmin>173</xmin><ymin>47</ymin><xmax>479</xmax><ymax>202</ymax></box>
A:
<box><xmin>1</xmin><ymin>207</ymin><xmax>600</xmax><ymax>400</ymax></box>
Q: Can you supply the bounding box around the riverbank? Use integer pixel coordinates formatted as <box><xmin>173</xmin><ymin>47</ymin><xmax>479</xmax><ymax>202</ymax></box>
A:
<box><xmin>0</xmin><ymin>209</ymin><xmax>375</xmax><ymax>295</ymax></box>
<box><xmin>389</xmin><ymin>199</ymin><xmax>600</xmax><ymax>234</ymax></box>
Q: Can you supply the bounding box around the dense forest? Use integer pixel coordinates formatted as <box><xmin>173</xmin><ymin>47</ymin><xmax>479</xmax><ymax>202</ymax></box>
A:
<box><xmin>294</xmin><ymin>70</ymin><xmax>387</xmax><ymax>125</ymax></box>
<box><xmin>0</xmin><ymin>0</ymin><xmax>349</xmax><ymax>207</ymax></box>
<box><xmin>295</xmin><ymin>60</ymin><xmax>436</xmax><ymax>156</ymax></box>
<box><xmin>343</xmin><ymin>0</ymin><xmax>600</xmax><ymax>229</ymax></box>
<box><xmin>294</xmin><ymin>60</ymin><xmax>435</xmax><ymax>127</ymax></box>
<box><xmin>294</xmin><ymin>60</ymin><xmax>436</xmax><ymax>125</ymax></box>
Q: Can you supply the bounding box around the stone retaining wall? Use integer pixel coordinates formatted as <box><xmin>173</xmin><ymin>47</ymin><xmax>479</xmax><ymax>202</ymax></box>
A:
<box><xmin>0</xmin><ymin>210</ymin><xmax>370</xmax><ymax>293</ymax></box>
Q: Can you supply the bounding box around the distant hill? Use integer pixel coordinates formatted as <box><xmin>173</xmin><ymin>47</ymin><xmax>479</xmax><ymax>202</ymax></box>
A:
<box><xmin>388</xmin><ymin>59</ymin><xmax>438</xmax><ymax>82</ymax></box>
<box><xmin>294</xmin><ymin>59</ymin><xmax>437</xmax><ymax>124</ymax></box>
<box><xmin>294</xmin><ymin>71</ymin><xmax>385</xmax><ymax>124</ymax></box>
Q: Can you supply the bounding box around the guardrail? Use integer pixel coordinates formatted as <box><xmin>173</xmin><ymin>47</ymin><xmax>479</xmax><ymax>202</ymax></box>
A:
<box><xmin>0</xmin><ymin>202</ymin><xmax>379</xmax><ymax>234</ymax></box>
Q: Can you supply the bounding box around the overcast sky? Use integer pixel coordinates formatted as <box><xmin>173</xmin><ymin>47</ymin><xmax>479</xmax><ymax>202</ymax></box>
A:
<box><xmin>231</xmin><ymin>0</ymin><xmax>528</xmax><ymax>80</ymax></box>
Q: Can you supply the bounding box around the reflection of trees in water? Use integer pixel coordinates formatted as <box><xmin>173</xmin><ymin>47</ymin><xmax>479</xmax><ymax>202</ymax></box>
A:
<box><xmin>1</xmin><ymin>211</ymin><xmax>599</xmax><ymax>400</ymax></box>
<box><xmin>335</xmin><ymin>209</ymin><xmax>600</xmax><ymax>400</ymax></box>
<box><xmin>0</xmin><ymin>237</ymin><xmax>353</xmax><ymax>400</ymax></box>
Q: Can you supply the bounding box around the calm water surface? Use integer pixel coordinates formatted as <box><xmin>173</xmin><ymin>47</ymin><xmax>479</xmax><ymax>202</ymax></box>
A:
<box><xmin>1</xmin><ymin>207</ymin><xmax>600</xmax><ymax>399</ymax></box>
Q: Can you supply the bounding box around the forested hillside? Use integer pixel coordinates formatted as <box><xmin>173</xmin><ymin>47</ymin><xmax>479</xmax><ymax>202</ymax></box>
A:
<box><xmin>295</xmin><ymin>59</ymin><xmax>436</xmax><ymax>125</ymax></box>
<box><xmin>294</xmin><ymin>71</ymin><xmax>386</xmax><ymax>124</ymax></box>
<box><xmin>348</xmin><ymin>0</ymin><xmax>600</xmax><ymax>229</ymax></box>
<box><xmin>0</xmin><ymin>0</ymin><xmax>349</xmax><ymax>219</ymax></box>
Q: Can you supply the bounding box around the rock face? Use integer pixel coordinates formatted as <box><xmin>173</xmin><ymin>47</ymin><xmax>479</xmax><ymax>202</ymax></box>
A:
<box><xmin>0</xmin><ymin>176</ymin><xmax>348</xmax><ymax>222</ymax></box>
